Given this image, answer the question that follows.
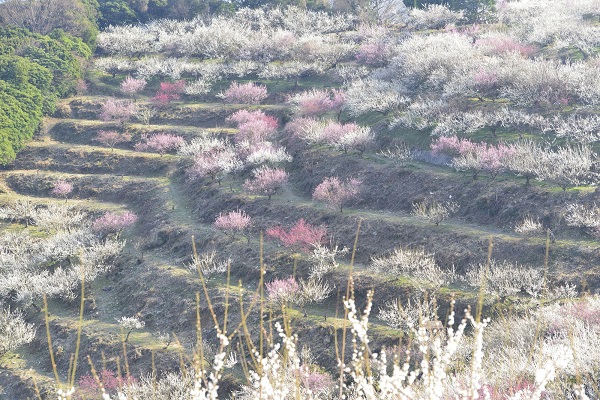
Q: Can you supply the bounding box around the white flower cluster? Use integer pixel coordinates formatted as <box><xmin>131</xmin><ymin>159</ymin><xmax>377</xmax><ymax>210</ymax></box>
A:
<box><xmin>378</xmin><ymin>294</ymin><xmax>439</xmax><ymax>331</ymax></box>
<box><xmin>0</xmin><ymin>202</ymin><xmax>123</xmax><ymax>303</ymax></box>
<box><xmin>185</xmin><ymin>249</ymin><xmax>230</xmax><ymax>277</ymax></box>
<box><xmin>0</xmin><ymin>307</ymin><xmax>36</xmax><ymax>356</ymax></box>
<box><xmin>118</xmin><ymin>316</ymin><xmax>145</xmax><ymax>330</ymax></box>
<box><xmin>411</xmin><ymin>200</ymin><xmax>460</xmax><ymax>226</ymax></box>
<box><xmin>514</xmin><ymin>216</ymin><xmax>543</xmax><ymax>234</ymax></box>
<box><xmin>308</xmin><ymin>243</ymin><xmax>348</xmax><ymax>279</ymax></box>
<box><xmin>370</xmin><ymin>246</ymin><xmax>454</xmax><ymax>289</ymax></box>
<box><xmin>466</xmin><ymin>259</ymin><xmax>544</xmax><ymax>298</ymax></box>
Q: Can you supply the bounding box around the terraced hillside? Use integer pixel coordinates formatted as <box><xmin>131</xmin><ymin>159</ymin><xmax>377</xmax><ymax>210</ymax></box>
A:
<box><xmin>2</xmin><ymin>3</ymin><xmax>600</xmax><ymax>398</ymax></box>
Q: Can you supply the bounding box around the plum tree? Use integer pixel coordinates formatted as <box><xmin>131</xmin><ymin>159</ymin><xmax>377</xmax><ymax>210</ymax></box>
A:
<box><xmin>134</xmin><ymin>133</ymin><xmax>185</xmax><ymax>156</ymax></box>
<box><xmin>120</xmin><ymin>76</ymin><xmax>147</xmax><ymax>95</ymax></box>
<box><xmin>94</xmin><ymin>130</ymin><xmax>132</xmax><ymax>151</ymax></box>
<box><xmin>214</xmin><ymin>210</ymin><xmax>252</xmax><ymax>239</ymax></box>
<box><xmin>218</xmin><ymin>82</ymin><xmax>268</xmax><ymax>104</ymax></box>
<box><xmin>267</xmin><ymin>219</ymin><xmax>327</xmax><ymax>252</ymax></box>
<box><xmin>312</xmin><ymin>176</ymin><xmax>361</xmax><ymax>213</ymax></box>
<box><xmin>243</xmin><ymin>166</ymin><xmax>288</xmax><ymax>200</ymax></box>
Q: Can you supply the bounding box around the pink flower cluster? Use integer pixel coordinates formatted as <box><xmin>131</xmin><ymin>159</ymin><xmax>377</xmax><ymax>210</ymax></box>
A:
<box><xmin>312</xmin><ymin>176</ymin><xmax>361</xmax><ymax>213</ymax></box>
<box><xmin>286</xmin><ymin>118</ymin><xmax>371</xmax><ymax>153</ymax></box>
<box><xmin>284</xmin><ymin>117</ymin><xmax>318</xmax><ymax>137</ymax></box>
<box><xmin>151</xmin><ymin>80</ymin><xmax>186</xmax><ymax>106</ymax></box>
<box><xmin>92</xmin><ymin>211</ymin><xmax>138</xmax><ymax>234</ymax></box>
<box><xmin>266</xmin><ymin>277</ymin><xmax>300</xmax><ymax>304</ymax></box>
<box><xmin>214</xmin><ymin>210</ymin><xmax>251</xmax><ymax>236</ymax></box>
<box><xmin>51</xmin><ymin>180</ymin><xmax>73</xmax><ymax>198</ymax></box>
<box><xmin>291</xmin><ymin>89</ymin><xmax>346</xmax><ymax>116</ymax></box>
<box><xmin>227</xmin><ymin>109</ymin><xmax>278</xmax><ymax>145</ymax></box>
<box><xmin>355</xmin><ymin>42</ymin><xmax>389</xmax><ymax>66</ymax></box>
<box><xmin>475</xmin><ymin>37</ymin><xmax>537</xmax><ymax>57</ymax></box>
<box><xmin>78</xmin><ymin>369</ymin><xmax>137</xmax><ymax>396</ymax></box>
<box><xmin>243</xmin><ymin>166</ymin><xmax>288</xmax><ymax>200</ymax></box>
<box><xmin>474</xmin><ymin>69</ymin><xmax>499</xmax><ymax>90</ymax></box>
<box><xmin>266</xmin><ymin>219</ymin><xmax>326</xmax><ymax>251</ymax></box>
<box><xmin>219</xmin><ymin>81</ymin><xmax>268</xmax><ymax>104</ymax></box>
<box><xmin>188</xmin><ymin>149</ymin><xmax>240</xmax><ymax>183</ymax></box>
<box><xmin>301</xmin><ymin>369</ymin><xmax>334</xmax><ymax>394</ymax></box>
<box><xmin>431</xmin><ymin>136</ymin><xmax>477</xmax><ymax>156</ymax></box>
<box><xmin>99</xmin><ymin>98</ymin><xmax>137</xmax><ymax>124</ymax></box>
<box><xmin>432</xmin><ymin>136</ymin><xmax>515</xmax><ymax>178</ymax></box>
<box><xmin>95</xmin><ymin>130</ymin><xmax>132</xmax><ymax>150</ymax></box>
<box><xmin>134</xmin><ymin>133</ymin><xmax>185</xmax><ymax>155</ymax></box>
<box><xmin>320</xmin><ymin>121</ymin><xmax>358</xmax><ymax>142</ymax></box>
<box><xmin>476</xmin><ymin>144</ymin><xmax>515</xmax><ymax>176</ymax></box>
<box><xmin>120</xmin><ymin>75</ymin><xmax>147</xmax><ymax>95</ymax></box>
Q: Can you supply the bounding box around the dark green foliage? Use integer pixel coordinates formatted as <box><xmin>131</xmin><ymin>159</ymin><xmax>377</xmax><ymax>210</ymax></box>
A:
<box><xmin>0</xmin><ymin>27</ymin><xmax>90</xmax><ymax>97</ymax></box>
<box><xmin>98</xmin><ymin>0</ymin><xmax>139</xmax><ymax>28</ymax></box>
<box><xmin>0</xmin><ymin>81</ymin><xmax>44</xmax><ymax>164</ymax></box>
<box><xmin>0</xmin><ymin>27</ymin><xmax>89</xmax><ymax>164</ymax></box>
<box><xmin>403</xmin><ymin>0</ymin><xmax>495</xmax><ymax>22</ymax></box>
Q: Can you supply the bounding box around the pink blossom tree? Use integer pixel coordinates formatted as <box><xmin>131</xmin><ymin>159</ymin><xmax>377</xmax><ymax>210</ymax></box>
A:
<box><xmin>301</xmin><ymin>370</ymin><xmax>334</xmax><ymax>396</ymax></box>
<box><xmin>99</xmin><ymin>98</ymin><xmax>137</xmax><ymax>125</ymax></box>
<box><xmin>120</xmin><ymin>76</ymin><xmax>147</xmax><ymax>95</ymax></box>
<box><xmin>312</xmin><ymin>177</ymin><xmax>361</xmax><ymax>213</ymax></box>
<box><xmin>236</xmin><ymin>119</ymin><xmax>279</xmax><ymax>145</ymax></box>
<box><xmin>78</xmin><ymin>370</ymin><xmax>136</xmax><ymax>398</ymax></box>
<box><xmin>432</xmin><ymin>136</ymin><xmax>515</xmax><ymax>179</ymax></box>
<box><xmin>214</xmin><ymin>209</ymin><xmax>252</xmax><ymax>239</ymax></box>
<box><xmin>430</xmin><ymin>136</ymin><xmax>477</xmax><ymax>157</ymax></box>
<box><xmin>243</xmin><ymin>166</ymin><xmax>288</xmax><ymax>200</ymax></box>
<box><xmin>150</xmin><ymin>92</ymin><xmax>172</xmax><ymax>107</ymax></box>
<box><xmin>475</xmin><ymin>36</ymin><xmax>537</xmax><ymax>57</ymax></box>
<box><xmin>51</xmin><ymin>180</ymin><xmax>73</xmax><ymax>202</ymax></box>
<box><xmin>476</xmin><ymin>143</ymin><xmax>515</xmax><ymax>179</ymax></box>
<box><xmin>92</xmin><ymin>211</ymin><xmax>137</xmax><ymax>236</ymax></box>
<box><xmin>226</xmin><ymin>109</ymin><xmax>272</xmax><ymax>126</ymax></box>
<box><xmin>473</xmin><ymin>69</ymin><xmax>500</xmax><ymax>100</ymax></box>
<box><xmin>288</xmin><ymin>89</ymin><xmax>346</xmax><ymax>118</ymax></box>
<box><xmin>284</xmin><ymin>117</ymin><xmax>321</xmax><ymax>139</ymax></box>
<box><xmin>355</xmin><ymin>42</ymin><xmax>390</xmax><ymax>66</ymax></box>
<box><xmin>94</xmin><ymin>130</ymin><xmax>132</xmax><ymax>151</ymax></box>
<box><xmin>266</xmin><ymin>277</ymin><xmax>300</xmax><ymax>304</ymax></box>
<box><xmin>151</xmin><ymin>80</ymin><xmax>186</xmax><ymax>106</ymax></box>
<box><xmin>134</xmin><ymin>133</ymin><xmax>185</xmax><ymax>156</ymax></box>
<box><xmin>320</xmin><ymin>122</ymin><xmax>373</xmax><ymax>154</ymax></box>
<box><xmin>218</xmin><ymin>82</ymin><xmax>268</xmax><ymax>104</ymax></box>
<box><xmin>188</xmin><ymin>148</ymin><xmax>243</xmax><ymax>185</ymax></box>
<box><xmin>266</xmin><ymin>219</ymin><xmax>326</xmax><ymax>252</ymax></box>
<box><xmin>160</xmin><ymin>80</ymin><xmax>186</xmax><ymax>96</ymax></box>
<box><xmin>227</xmin><ymin>110</ymin><xmax>278</xmax><ymax>144</ymax></box>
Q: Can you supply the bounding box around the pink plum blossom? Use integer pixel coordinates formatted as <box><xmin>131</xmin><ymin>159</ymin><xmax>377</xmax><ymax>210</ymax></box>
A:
<box><xmin>312</xmin><ymin>177</ymin><xmax>361</xmax><ymax>213</ymax></box>
<box><xmin>243</xmin><ymin>166</ymin><xmax>288</xmax><ymax>200</ymax></box>
<box><xmin>266</xmin><ymin>277</ymin><xmax>300</xmax><ymax>304</ymax></box>
<box><xmin>94</xmin><ymin>130</ymin><xmax>132</xmax><ymax>151</ymax></box>
<box><xmin>218</xmin><ymin>82</ymin><xmax>268</xmax><ymax>104</ymax></box>
<box><xmin>214</xmin><ymin>210</ymin><xmax>251</xmax><ymax>238</ymax></box>
<box><xmin>120</xmin><ymin>76</ymin><xmax>147</xmax><ymax>95</ymax></box>
<box><xmin>134</xmin><ymin>133</ymin><xmax>185</xmax><ymax>155</ymax></box>
<box><xmin>99</xmin><ymin>98</ymin><xmax>137</xmax><ymax>125</ymax></box>
<box><xmin>51</xmin><ymin>180</ymin><xmax>73</xmax><ymax>201</ymax></box>
<box><xmin>92</xmin><ymin>211</ymin><xmax>137</xmax><ymax>235</ymax></box>
<box><xmin>266</xmin><ymin>219</ymin><xmax>326</xmax><ymax>252</ymax></box>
